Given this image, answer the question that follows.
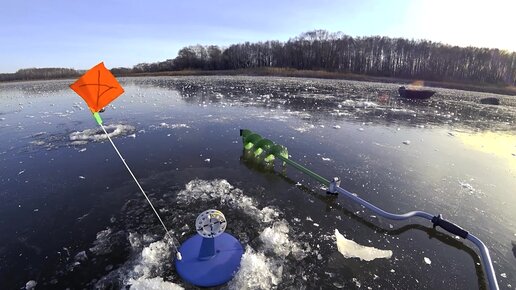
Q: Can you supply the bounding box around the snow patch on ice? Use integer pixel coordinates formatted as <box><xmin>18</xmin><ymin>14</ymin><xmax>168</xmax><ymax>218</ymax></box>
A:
<box><xmin>335</xmin><ymin>229</ymin><xmax>392</xmax><ymax>261</ymax></box>
<box><xmin>69</xmin><ymin>124</ymin><xmax>135</xmax><ymax>144</ymax></box>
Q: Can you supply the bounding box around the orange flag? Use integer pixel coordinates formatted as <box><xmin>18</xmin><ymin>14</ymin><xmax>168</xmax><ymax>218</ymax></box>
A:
<box><xmin>70</xmin><ymin>62</ymin><xmax>124</xmax><ymax>113</ymax></box>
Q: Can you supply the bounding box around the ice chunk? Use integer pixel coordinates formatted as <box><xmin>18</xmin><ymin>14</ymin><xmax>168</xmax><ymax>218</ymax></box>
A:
<box><xmin>128</xmin><ymin>277</ymin><xmax>183</xmax><ymax>290</ymax></box>
<box><xmin>176</xmin><ymin>179</ymin><xmax>279</xmax><ymax>223</ymax></box>
<box><xmin>132</xmin><ymin>240</ymin><xmax>171</xmax><ymax>278</ymax></box>
<box><xmin>352</xmin><ymin>277</ymin><xmax>361</xmax><ymax>288</ymax></box>
<box><xmin>322</xmin><ymin>157</ymin><xmax>331</xmax><ymax>161</ymax></box>
<box><xmin>424</xmin><ymin>257</ymin><xmax>431</xmax><ymax>264</ymax></box>
<box><xmin>501</xmin><ymin>273</ymin><xmax>507</xmax><ymax>278</ymax></box>
<box><xmin>459</xmin><ymin>181</ymin><xmax>475</xmax><ymax>192</ymax></box>
<box><xmin>334</xmin><ymin>229</ymin><xmax>392</xmax><ymax>261</ymax></box>
<box><xmin>25</xmin><ymin>280</ymin><xmax>37</xmax><ymax>290</ymax></box>
<box><xmin>333</xmin><ymin>125</ymin><xmax>341</xmax><ymax>129</ymax></box>
<box><xmin>89</xmin><ymin>228</ymin><xmax>113</xmax><ymax>255</ymax></box>
<box><xmin>402</xmin><ymin>140</ymin><xmax>410</xmax><ymax>145</ymax></box>
<box><xmin>74</xmin><ymin>251</ymin><xmax>88</xmax><ymax>262</ymax></box>
<box><xmin>259</xmin><ymin>220</ymin><xmax>303</xmax><ymax>258</ymax></box>
<box><xmin>157</xmin><ymin>123</ymin><xmax>190</xmax><ymax>129</ymax></box>
<box><xmin>230</xmin><ymin>246</ymin><xmax>282</xmax><ymax>290</ymax></box>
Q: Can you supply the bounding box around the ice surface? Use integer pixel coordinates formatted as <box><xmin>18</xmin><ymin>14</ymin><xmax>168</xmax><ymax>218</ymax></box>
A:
<box><xmin>69</xmin><ymin>124</ymin><xmax>135</xmax><ymax>144</ymax></box>
<box><xmin>334</xmin><ymin>229</ymin><xmax>392</xmax><ymax>261</ymax></box>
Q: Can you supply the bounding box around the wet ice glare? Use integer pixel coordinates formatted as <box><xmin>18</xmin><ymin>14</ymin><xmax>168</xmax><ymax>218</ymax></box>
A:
<box><xmin>334</xmin><ymin>229</ymin><xmax>393</xmax><ymax>261</ymax></box>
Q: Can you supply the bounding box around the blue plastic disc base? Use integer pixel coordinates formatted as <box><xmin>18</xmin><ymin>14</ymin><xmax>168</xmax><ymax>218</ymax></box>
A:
<box><xmin>175</xmin><ymin>233</ymin><xmax>243</xmax><ymax>287</ymax></box>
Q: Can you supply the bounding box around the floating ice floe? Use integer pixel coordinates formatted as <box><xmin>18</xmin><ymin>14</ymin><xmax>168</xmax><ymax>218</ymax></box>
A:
<box><xmin>69</xmin><ymin>124</ymin><xmax>135</xmax><ymax>145</ymax></box>
<box><xmin>334</xmin><ymin>229</ymin><xmax>392</xmax><ymax>261</ymax></box>
<box><xmin>402</xmin><ymin>140</ymin><xmax>411</xmax><ymax>145</ymax></box>
<box><xmin>424</xmin><ymin>257</ymin><xmax>431</xmax><ymax>265</ymax></box>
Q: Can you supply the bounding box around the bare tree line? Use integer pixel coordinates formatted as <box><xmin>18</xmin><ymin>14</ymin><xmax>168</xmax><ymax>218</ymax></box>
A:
<box><xmin>0</xmin><ymin>68</ymin><xmax>79</xmax><ymax>82</ymax></box>
<box><xmin>122</xmin><ymin>30</ymin><xmax>515</xmax><ymax>86</ymax></box>
<box><xmin>2</xmin><ymin>30</ymin><xmax>514</xmax><ymax>86</ymax></box>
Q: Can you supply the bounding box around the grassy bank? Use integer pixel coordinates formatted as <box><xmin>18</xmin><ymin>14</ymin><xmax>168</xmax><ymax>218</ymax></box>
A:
<box><xmin>120</xmin><ymin>67</ymin><xmax>516</xmax><ymax>96</ymax></box>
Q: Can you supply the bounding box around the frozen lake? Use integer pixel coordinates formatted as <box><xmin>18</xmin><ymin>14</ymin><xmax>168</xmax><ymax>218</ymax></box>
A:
<box><xmin>0</xmin><ymin>76</ymin><xmax>515</xmax><ymax>289</ymax></box>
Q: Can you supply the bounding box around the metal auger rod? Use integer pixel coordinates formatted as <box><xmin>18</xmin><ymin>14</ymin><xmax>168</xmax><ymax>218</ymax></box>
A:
<box><xmin>240</xmin><ymin>129</ymin><xmax>499</xmax><ymax>290</ymax></box>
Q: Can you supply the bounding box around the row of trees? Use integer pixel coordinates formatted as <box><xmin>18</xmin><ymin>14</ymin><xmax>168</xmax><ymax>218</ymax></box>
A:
<box><xmin>0</xmin><ymin>68</ymin><xmax>79</xmax><ymax>82</ymax></box>
<box><xmin>121</xmin><ymin>30</ymin><xmax>515</xmax><ymax>86</ymax></box>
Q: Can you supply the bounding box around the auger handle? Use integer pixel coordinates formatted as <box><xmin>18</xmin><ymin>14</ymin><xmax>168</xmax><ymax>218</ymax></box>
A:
<box><xmin>432</xmin><ymin>214</ymin><xmax>469</xmax><ymax>239</ymax></box>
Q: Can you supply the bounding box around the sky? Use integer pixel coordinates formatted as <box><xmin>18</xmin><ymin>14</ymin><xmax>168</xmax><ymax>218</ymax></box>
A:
<box><xmin>1</xmin><ymin>0</ymin><xmax>515</xmax><ymax>73</ymax></box>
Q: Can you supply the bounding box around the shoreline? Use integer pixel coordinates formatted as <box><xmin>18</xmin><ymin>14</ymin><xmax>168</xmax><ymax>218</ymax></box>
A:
<box><xmin>2</xmin><ymin>68</ymin><xmax>515</xmax><ymax>96</ymax></box>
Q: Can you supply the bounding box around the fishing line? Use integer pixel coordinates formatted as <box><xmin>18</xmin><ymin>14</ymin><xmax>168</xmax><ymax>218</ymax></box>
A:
<box><xmin>100</xmin><ymin>124</ymin><xmax>182</xmax><ymax>260</ymax></box>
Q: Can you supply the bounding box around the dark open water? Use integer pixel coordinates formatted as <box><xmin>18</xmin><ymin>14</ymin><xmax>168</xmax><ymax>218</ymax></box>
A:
<box><xmin>0</xmin><ymin>76</ymin><xmax>515</xmax><ymax>289</ymax></box>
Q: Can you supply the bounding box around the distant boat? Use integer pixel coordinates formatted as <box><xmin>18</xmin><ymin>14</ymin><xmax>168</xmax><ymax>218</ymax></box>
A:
<box><xmin>398</xmin><ymin>86</ymin><xmax>435</xmax><ymax>99</ymax></box>
<box><xmin>480</xmin><ymin>97</ymin><xmax>500</xmax><ymax>105</ymax></box>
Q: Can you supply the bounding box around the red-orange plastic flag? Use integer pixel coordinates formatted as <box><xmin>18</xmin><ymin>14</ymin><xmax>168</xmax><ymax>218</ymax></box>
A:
<box><xmin>70</xmin><ymin>62</ymin><xmax>124</xmax><ymax>113</ymax></box>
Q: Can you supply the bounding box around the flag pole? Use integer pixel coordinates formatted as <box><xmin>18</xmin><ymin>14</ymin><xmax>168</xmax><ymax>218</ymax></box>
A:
<box><xmin>93</xmin><ymin>112</ymin><xmax>182</xmax><ymax>260</ymax></box>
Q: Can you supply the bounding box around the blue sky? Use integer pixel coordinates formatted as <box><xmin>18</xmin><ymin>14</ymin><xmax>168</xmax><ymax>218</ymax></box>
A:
<box><xmin>1</xmin><ymin>0</ymin><xmax>514</xmax><ymax>73</ymax></box>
